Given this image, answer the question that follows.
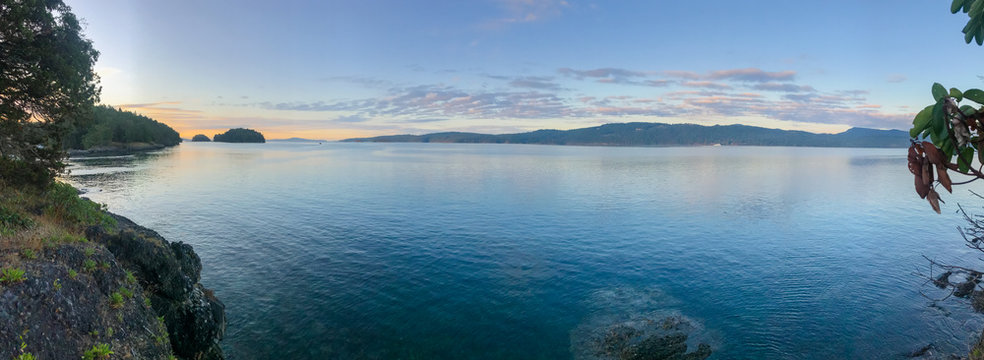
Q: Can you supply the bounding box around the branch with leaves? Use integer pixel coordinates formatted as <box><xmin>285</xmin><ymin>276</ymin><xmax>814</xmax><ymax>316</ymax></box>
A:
<box><xmin>907</xmin><ymin>85</ymin><xmax>984</xmax><ymax>213</ymax></box>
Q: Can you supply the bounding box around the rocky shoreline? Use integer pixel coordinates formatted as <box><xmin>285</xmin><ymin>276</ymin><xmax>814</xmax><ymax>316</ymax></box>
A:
<box><xmin>67</xmin><ymin>142</ymin><xmax>173</xmax><ymax>157</ymax></box>
<box><xmin>0</xmin><ymin>211</ymin><xmax>225</xmax><ymax>359</ymax></box>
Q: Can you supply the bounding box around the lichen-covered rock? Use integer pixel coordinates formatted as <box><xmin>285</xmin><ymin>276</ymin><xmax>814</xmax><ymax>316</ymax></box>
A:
<box><xmin>85</xmin><ymin>213</ymin><xmax>225</xmax><ymax>360</ymax></box>
<box><xmin>0</xmin><ymin>244</ymin><xmax>173</xmax><ymax>359</ymax></box>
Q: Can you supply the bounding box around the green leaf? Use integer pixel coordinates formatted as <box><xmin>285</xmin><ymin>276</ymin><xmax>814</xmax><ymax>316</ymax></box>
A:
<box><xmin>910</xmin><ymin>105</ymin><xmax>935</xmax><ymax>138</ymax></box>
<box><xmin>951</xmin><ymin>88</ymin><xmax>964</xmax><ymax>101</ymax></box>
<box><xmin>960</xmin><ymin>147</ymin><xmax>975</xmax><ymax>172</ymax></box>
<box><xmin>973</xmin><ymin>0</ymin><xmax>984</xmax><ymax>17</ymax></box>
<box><xmin>932</xmin><ymin>100</ymin><xmax>947</xmax><ymax>139</ymax></box>
<box><xmin>955</xmin><ymin>0</ymin><xmax>967</xmax><ymax>13</ymax></box>
<box><xmin>965</xmin><ymin>89</ymin><xmax>984</xmax><ymax>104</ymax></box>
<box><xmin>933</xmin><ymin>83</ymin><xmax>948</xmax><ymax>102</ymax></box>
<box><xmin>943</xmin><ymin>136</ymin><xmax>956</xmax><ymax>161</ymax></box>
<box><xmin>961</xmin><ymin>104</ymin><xmax>978</xmax><ymax>115</ymax></box>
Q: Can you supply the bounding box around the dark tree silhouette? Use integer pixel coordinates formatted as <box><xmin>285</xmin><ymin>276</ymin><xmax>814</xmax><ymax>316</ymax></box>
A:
<box><xmin>0</xmin><ymin>0</ymin><xmax>100</xmax><ymax>187</ymax></box>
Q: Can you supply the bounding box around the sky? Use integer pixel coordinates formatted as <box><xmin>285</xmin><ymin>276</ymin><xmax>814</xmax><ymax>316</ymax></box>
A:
<box><xmin>64</xmin><ymin>0</ymin><xmax>984</xmax><ymax>140</ymax></box>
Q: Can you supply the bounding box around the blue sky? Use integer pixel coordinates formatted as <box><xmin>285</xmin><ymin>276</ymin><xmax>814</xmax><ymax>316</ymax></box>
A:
<box><xmin>66</xmin><ymin>0</ymin><xmax>983</xmax><ymax>140</ymax></box>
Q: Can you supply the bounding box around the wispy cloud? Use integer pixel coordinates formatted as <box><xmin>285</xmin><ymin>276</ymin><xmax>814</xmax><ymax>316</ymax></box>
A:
<box><xmin>118</xmin><ymin>102</ymin><xmax>204</xmax><ymax>121</ymax></box>
<box><xmin>507</xmin><ymin>76</ymin><xmax>564</xmax><ymax>90</ymax></box>
<box><xmin>681</xmin><ymin>81</ymin><xmax>733</xmax><ymax>90</ymax></box>
<box><xmin>480</xmin><ymin>0</ymin><xmax>570</xmax><ymax>29</ymax></box>
<box><xmin>752</xmin><ymin>82</ymin><xmax>816</xmax><ymax>93</ymax></box>
<box><xmin>662</xmin><ymin>68</ymin><xmax>797</xmax><ymax>82</ymax></box>
<box><xmin>334</xmin><ymin>115</ymin><xmax>368</xmax><ymax>123</ymax></box>
<box><xmin>249</xmin><ymin>77</ymin><xmax>906</xmax><ymax>130</ymax></box>
<box><xmin>886</xmin><ymin>74</ymin><xmax>907</xmax><ymax>83</ymax></box>
<box><xmin>320</xmin><ymin>75</ymin><xmax>392</xmax><ymax>89</ymax></box>
<box><xmin>706</xmin><ymin>68</ymin><xmax>796</xmax><ymax>82</ymax></box>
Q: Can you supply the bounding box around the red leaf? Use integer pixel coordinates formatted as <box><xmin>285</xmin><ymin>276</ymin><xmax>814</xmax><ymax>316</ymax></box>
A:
<box><xmin>927</xmin><ymin>189</ymin><xmax>941</xmax><ymax>214</ymax></box>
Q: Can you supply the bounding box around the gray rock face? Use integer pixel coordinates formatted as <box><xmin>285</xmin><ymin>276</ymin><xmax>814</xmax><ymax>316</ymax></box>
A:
<box><xmin>0</xmin><ymin>244</ymin><xmax>173</xmax><ymax>359</ymax></box>
<box><xmin>86</xmin><ymin>213</ymin><xmax>225</xmax><ymax>360</ymax></box>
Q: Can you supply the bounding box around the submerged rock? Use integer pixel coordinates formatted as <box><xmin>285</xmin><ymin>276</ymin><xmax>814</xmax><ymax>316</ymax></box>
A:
<box><xmin>572</xmin><ymin>287</ymin><xmax>714</xmax><ymax>360</ymax></box>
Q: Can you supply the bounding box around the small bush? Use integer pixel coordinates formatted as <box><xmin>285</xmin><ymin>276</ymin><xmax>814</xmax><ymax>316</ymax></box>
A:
<box><xmin>83</xmin><ymin>247</ymin><xmax>95</xmax><ymax>257</ymax></box>
<box><xmin>124</xmin><ymin>270</ymin><xmax>136</xmax><ymax>284</ymax></box>
<box><xmin>68</xmin><ymin>269</ymin><xmax>78</xmax><ymax>279</ymax></box>
<box><xmin>82</xmin><ymin>259</ymin><xmax>96</xmax><ymax>272</ymax></box>
<box><xmin>53</xmin><ymin>279</ymin><xmax>61</xmax><ymax>291</ymax></box>
<box><xmin>99</xmin><ymin>261</ymin><xmax>110</xmax><ymax>269</ymax></box>
<box><xmin>21</xmin><ymin>249</ymin><xmax>36</xmax><ymax>260</ymax></box>
<box><xmin>144</xmin><ymin>297</ymin><xmax>152</xmax><ymax>308</ymax></box>
<box><xmin>82</xmin><ymin>343</ymin><xmax>113</xmax><ymax>360</ymax></box>
<box><xmin>109</xmin><ymin>292</ymin><xmax>124</xmax><ymax>308</ymax></box>
<box><xmin>119</xmin><ymin>287</ymin><xmax>132</xmax><ymax>299</ymax></box>
<box><xmin>0</xmin><ymin>205</ymin><xmax>34</xmax><ymax>236</ymax></box>
<box><xmin>16</xmin><ymin>330</ymin><xmax>34</xmax><ymax>360</ymax></box>
<box><xmin>0</xmin><ymin>268</ymin><xmax>26</xmax><ymax>284</ymax></box>
<box><xmin>44</xmin><ymin>182</ymin><xmax>116</xmax><ymax>230</ymax></box>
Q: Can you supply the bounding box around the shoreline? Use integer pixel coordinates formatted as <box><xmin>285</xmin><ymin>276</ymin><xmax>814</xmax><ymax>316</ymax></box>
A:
<box><xmin>67</xmin><ymin>142</ymin><xmax>177</xmax><ymax>158</ymax></box>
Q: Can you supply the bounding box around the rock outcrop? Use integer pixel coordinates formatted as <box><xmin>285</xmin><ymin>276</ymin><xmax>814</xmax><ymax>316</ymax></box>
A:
<box><xmin>0</xmin><ymin>243</ymin><xmax>175</xmax><ymax>359</ymax></box>
<box><xmin>85</xmin><ymin>213</ymin><xmax>225</xmax><ymax>359</ymax></box>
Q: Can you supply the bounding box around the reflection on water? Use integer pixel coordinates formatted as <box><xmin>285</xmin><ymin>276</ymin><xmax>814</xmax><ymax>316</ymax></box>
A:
<box><xmin>68</xmin><ymin>142</ymin><xmax>984</xmax><ymax>359</ymax></box>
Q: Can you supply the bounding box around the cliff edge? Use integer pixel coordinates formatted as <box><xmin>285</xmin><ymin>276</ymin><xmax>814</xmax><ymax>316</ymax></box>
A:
<box><xmin>0</xmin><ymin>182</ymin><xmax>225</xmax><ymax>360</ymax></box>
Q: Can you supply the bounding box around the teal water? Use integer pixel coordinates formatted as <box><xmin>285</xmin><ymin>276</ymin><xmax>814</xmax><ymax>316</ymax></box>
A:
<box><xmin>67</xmin><ymin>142</ymin><xmax>984</xmax><ymax>359</ymax></box>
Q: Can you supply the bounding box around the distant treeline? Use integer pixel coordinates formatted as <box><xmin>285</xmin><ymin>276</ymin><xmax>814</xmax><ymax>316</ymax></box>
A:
<box><xmin>343</xmin><ymin>122</ymin><xmax>910</xmax><ymax>148</ymax></box>
<box><xmin>64</xmin><ymin>105</ymin><xmax>181</xmax><ymax>149</ymax></box>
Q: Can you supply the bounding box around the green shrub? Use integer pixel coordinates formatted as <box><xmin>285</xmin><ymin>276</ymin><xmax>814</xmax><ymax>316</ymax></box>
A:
<box><xmin>82</xmin><ymin>343</ymin><xmax>113</xmax><ymax>360</ymax></box>
<box><xmin>82</xmin><ymin>259</ymin><xmax>96</xmax><ymax>272</ymax></box>
<box><xmin>124</xmin><ymin>270</ymin><xmax>136</xmax><ymax>284</ymax></box>
<box><xmin>43</xmin><ymin>182</ymin><xmax>116</xmax><ymax>230</ymax></box>
<box><xmin>53</xmin><ymin>279</ymin><xmax>61</xmax><ymax>291</ymax></box>
<box><xmin>21</xmin><ymin>249</ymin><xmax>36</xmax><ymax>260</ymax></box>
<box><xmin>109</xmin><ymin>292</ymin><xmax>124</xmax><ymax>308</ymax></box>
<box><xmin>144</xmin><ymin>297</ymin><xmax>152</xmax><ymax>308</ymax></box>
<box><xmin>0</xmin><ymin>268</ymin><xmax>26</xmax><ymax>284</ymax></box>
<box><xmin>84</xmin><ymin>247</ymin><xmax>95</xmax><ymax>257</ymax></box>
<box><xmin>99</xmin><ymin>261</ymin><xmax>110</xmax><ymax>269</ymax></box>
<box><xmin>119</xmin><ymin>287</ymin><xmax>133</xmax><ymax>299</ymax></box>
<box><xmin>0</xmin><ymin>205</ymin><xmax>34</xmax><ymax>236</ymax></box>
<box><xmin>14</xmin><ymin>353</ymin><xmax>36</xmax><ymax>360</ymax></box>
<box><xmin>68</xmin><ymin>269</ymin><xmax>78</xmax><ymax>279</ymax></box>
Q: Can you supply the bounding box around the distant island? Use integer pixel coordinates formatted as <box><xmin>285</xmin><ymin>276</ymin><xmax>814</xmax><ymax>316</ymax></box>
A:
<box><xmin>64</xmin><ymin>105</ymin><xmax>182</xmax><ymax>155</ymax></box>
<box><xmin>213</xmin><ymin>128</ymin><xmax>266</xmax><ymax>143</ymax></box>
<box><xmin>268</xmin><ymin>137</ymin><xmax>326</xmax><ymax>143</ymax></box>
<box><xmin>342</xmin><ymin>122</ymin><xmax>909</xmax><ymax>148</ymax></box>
<box><xmin>191</xmin><ymin>134</ymin><xmax>211</xmax><ymax>142</ymax></box>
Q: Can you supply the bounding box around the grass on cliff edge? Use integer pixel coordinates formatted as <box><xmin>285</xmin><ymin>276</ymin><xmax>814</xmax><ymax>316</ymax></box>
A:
<box><xmin>0</xmin><ymin>180</ymin><xmax>116</xmax><ymax>262</ymax></box>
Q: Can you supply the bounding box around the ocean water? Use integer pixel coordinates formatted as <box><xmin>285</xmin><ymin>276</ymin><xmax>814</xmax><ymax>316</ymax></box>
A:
<box><xmin>66</xmin><ymin>142</ymin><xmax>984</xmax><ymax>359</ymax></box>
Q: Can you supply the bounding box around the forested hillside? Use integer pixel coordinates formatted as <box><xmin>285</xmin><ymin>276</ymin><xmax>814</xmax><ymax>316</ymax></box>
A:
<box><xmin>63</xmin><ymin>105</ymin><xmax>181</xmax><ymax>150</ymax></box>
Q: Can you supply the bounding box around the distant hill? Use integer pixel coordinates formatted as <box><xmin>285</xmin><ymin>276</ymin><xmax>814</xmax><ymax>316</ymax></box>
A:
<box><xmin>191</xmin><ymin>134</ymin><xmax>211</xmax><ymax>142</ymax></box>
<box><xmin>213</xmin><ymin>128</ymin><xmax>265</xmax><ymax>143</ymax></box>
<box><xmin>268</xmin><ymin>137</ymin><xmax>326</xmax><ymax>143</ymax></box>
<box><xmin>342</xmin><ymin>122</ymin><xmax>909</xmax><ymax>148</ymax></box>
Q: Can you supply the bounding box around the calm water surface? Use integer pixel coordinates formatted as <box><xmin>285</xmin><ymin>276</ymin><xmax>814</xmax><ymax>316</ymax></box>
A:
<box><xmin>67</xmin><ymin>142</ymin><xmax>984</xmax><ymax>359</ymax></box>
